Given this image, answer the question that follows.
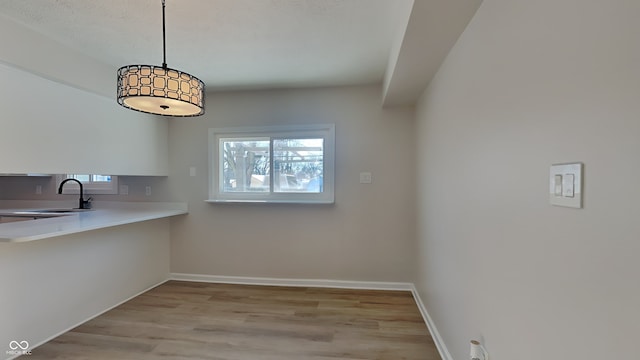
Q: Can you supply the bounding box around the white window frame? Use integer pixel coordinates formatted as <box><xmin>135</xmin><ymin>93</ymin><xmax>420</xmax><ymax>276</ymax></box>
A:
<box><xmin>208</xmin><ymin>124</ymin><xmax>335</xmax><ymax>204</ymax></box>
<box><xmin>56</xmin><ymin>174</ymin><xmax>119</xmax><ymax>195</ymax></box>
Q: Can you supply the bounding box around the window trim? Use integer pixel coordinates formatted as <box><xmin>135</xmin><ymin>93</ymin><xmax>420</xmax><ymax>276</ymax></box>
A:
<box><xmin>56</xmin><ymin>174</ymin><xmax>119</xmax><ymax>195</ymax></box>
<box><xmin>207</xmin><ymin>124</ymin><xmax>335</xmax><ymax>204</ymax></box>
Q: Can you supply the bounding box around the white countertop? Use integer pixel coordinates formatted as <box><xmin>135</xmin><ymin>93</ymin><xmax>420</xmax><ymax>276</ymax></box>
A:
<box><xmin>0</xmin><ymin>200</ymin><xmax>187</xmax><ymax>242</ymax></box>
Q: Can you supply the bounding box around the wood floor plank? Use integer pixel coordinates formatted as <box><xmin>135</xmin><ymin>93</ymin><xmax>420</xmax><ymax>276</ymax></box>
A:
<box><xmin>24</xmin><ymin>281</ymin><xmax>439</xmax><ymax>360</ymax></box>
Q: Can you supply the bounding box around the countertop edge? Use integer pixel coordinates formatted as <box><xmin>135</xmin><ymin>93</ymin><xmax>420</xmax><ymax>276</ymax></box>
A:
<box><xmin>0</xmin><ymin>202</ymin><xmax>187</xmax><ymax>243</ymax></box>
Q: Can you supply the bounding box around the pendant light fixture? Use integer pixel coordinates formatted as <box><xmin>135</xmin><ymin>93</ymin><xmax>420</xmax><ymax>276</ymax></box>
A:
<box><xmin>117</xmin><ymin>0</ymin><xmax>205</xmax><ymax>117</ymax></box>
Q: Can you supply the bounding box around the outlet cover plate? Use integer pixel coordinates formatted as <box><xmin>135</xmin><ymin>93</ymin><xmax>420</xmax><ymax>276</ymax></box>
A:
<box><xmin>359</xmin><ymin>172</ymin><xmax>372</xmax><ymax>184</ymax></box>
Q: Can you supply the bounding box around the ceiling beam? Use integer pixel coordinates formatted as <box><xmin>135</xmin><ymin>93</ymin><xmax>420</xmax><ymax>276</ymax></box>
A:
<box><xmin>382</xmin><ymin>0</ymin><xmax>483</xmax><ymax>107</ymax></box>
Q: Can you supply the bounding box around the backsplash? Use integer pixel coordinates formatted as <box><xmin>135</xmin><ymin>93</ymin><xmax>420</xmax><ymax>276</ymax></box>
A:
<box><xmin>0</xmin><ymin>175</ymin><xmax>170</xmax><ymax>202</ymax></box>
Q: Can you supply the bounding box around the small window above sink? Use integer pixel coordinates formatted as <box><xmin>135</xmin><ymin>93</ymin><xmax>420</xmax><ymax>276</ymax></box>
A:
<box><xmin>56</xmin><ymin>174</ymin><xmax>118</xmax><ymax>195</ymax></box>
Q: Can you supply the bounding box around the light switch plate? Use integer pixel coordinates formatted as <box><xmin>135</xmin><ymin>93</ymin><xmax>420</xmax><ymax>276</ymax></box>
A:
<box><xmin>549</xmin><ymin>163</ymin><xmax>582</xmax><ymax>208</ymax></box>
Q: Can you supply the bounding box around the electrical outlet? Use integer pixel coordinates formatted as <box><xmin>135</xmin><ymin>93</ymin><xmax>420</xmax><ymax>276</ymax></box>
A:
<box><xmin>359</xmin><ymin>172</ymin><xmax>372</xmax><ymax>184</ymax></box>
<box><xmin>145</xmin><ymin>186</ymin><xmax>152</xmax><ymax>196</ymax></box>
<box><xmin>470</xmin><ymin>340</ymin><xmax>489</xmax><ymax>360</ymax></box>
<box><xmin>35</xmin><ymin>185</ymin><xmax>42</xmax><ymax>195</ymax></box>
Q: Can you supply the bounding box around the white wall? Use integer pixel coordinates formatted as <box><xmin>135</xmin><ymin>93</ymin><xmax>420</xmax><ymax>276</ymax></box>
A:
<box><xmin>415</xmin><ymin>1</ymin><xmax>640</xmax><ymax>359</ymax></box>
<box><xmin>168</xmin><ymin>85</ymin><xmax>417</xmax><ymax>282</ymax></box>
<box><xmin>0</xmin><ymin>220</ymin><xmax>170</xmax><ymax>360</ymax></box>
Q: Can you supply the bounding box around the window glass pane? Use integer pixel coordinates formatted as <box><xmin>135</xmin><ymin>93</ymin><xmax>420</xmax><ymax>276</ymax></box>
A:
<box><xmin>221</xmin><ymin>139</ymin><xmax>270</xmax><ymax>192</ymax></box>
<box><xmin>91</xmin><ymin>175</ymin><xmax>112</xmax><ymax>182</ymax></box>
<box><xmin>68</xmin><ymin>174</ymin><xmax>112</xmax><ymax>183</ymax></box>
<box><xmin>273</xmin><ymin>138</ymin><xmax>323</xmax><ymax>193</ymax></box>
<box><xmin>70</xmin><ymin>174</ymin><xmax>90</xmax><ymax>182</ymax></box>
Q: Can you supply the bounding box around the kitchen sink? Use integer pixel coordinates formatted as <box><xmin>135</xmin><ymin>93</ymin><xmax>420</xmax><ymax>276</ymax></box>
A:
<box><xmin>0</xmin><ymin>208</ymin><xmax>91</xmax><ymax>222</ymax></box>
<box><xmin>21</xmin><ymin>208</ymin><xmax>93</xmax><ymax>214</ymax></box>
<box><xmin>0</xmin><ymin>213</ymin><xmax>71</xmax><ymax>224</ymax></box>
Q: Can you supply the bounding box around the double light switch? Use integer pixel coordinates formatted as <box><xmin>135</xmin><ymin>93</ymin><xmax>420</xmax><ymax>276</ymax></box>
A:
<box><xmin>550</xmin><ymin>163</ymin><xmax>582</xmax><ymax>208</ymax></box>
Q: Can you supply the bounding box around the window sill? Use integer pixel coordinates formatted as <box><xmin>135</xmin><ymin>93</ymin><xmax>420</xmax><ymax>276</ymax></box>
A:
<box><xmin>205</xmin><ymin>199</ymin><xmax>334</xmax><ymax>205</ymax></box>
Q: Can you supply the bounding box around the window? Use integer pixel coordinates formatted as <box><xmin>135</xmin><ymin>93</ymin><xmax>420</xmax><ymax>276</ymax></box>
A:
<box><xmin>56</xmin><ymin>174</ymin><xmax>118</xmax><ymax>195</ymax></box>
<box><xmin>208</xmin><ymin>124</ymin><xmax>334</xmax><ymax>203</ymax></box>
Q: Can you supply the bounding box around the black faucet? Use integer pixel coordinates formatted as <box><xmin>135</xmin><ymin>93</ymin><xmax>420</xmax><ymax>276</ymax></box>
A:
<box><xmin>58</xmin><ymin>178</ymin><xmax>92</xmax><ymax>209</ymax></box>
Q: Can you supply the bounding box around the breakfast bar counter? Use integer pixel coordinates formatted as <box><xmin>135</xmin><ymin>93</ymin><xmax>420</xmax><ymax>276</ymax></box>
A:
<box><xmin>0</xmin><ymin>201</ymin><xmax>187</xmax><ymax>242</ymax></box>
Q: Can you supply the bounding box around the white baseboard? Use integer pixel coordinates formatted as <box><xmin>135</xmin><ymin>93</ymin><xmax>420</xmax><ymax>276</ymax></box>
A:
<box><xmin>170</xmin><ymin>273</ymin><xmax>414</xmax><ymax>291</ymax></box>
<box><xmin>10</xmin><ymin>279</ymin><xmax>169</xmax><ymax>360</ymax></box>
<box><xmin>409</xmin><ymin>285</ymin><xmax>453</xmax><ymax>360</ymax></box>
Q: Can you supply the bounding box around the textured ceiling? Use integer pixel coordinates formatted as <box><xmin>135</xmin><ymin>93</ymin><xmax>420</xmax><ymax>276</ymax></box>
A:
<box><xmin>0</xmin><ymin>0</ymin><xmax>411</xmax><ymax>91</ymax></box>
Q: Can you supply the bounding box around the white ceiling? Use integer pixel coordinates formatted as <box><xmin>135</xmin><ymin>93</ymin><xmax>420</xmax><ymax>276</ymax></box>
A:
<box><xmin>0</xmin><ymin>0</ymin><xmax>411</xmax><ymax>90</ymax></box>
<box><xmin>0</xmin><ymin>0</ymin><xmax>481</xmax><ymax>101</ymax></box>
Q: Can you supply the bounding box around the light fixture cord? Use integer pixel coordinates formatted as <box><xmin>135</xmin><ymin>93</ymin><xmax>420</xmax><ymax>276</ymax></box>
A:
<box><xmin>161</xmin><ymin>0</ymin><xmax>167</xmax><ymax>69</ymax></box>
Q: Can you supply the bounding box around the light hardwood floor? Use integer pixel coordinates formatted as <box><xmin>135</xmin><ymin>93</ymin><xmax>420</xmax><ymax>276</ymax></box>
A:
<box><xmin>25</xmin><ymin>281</ymin><xmax>439</xmax><ymax>359</ymax></box>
